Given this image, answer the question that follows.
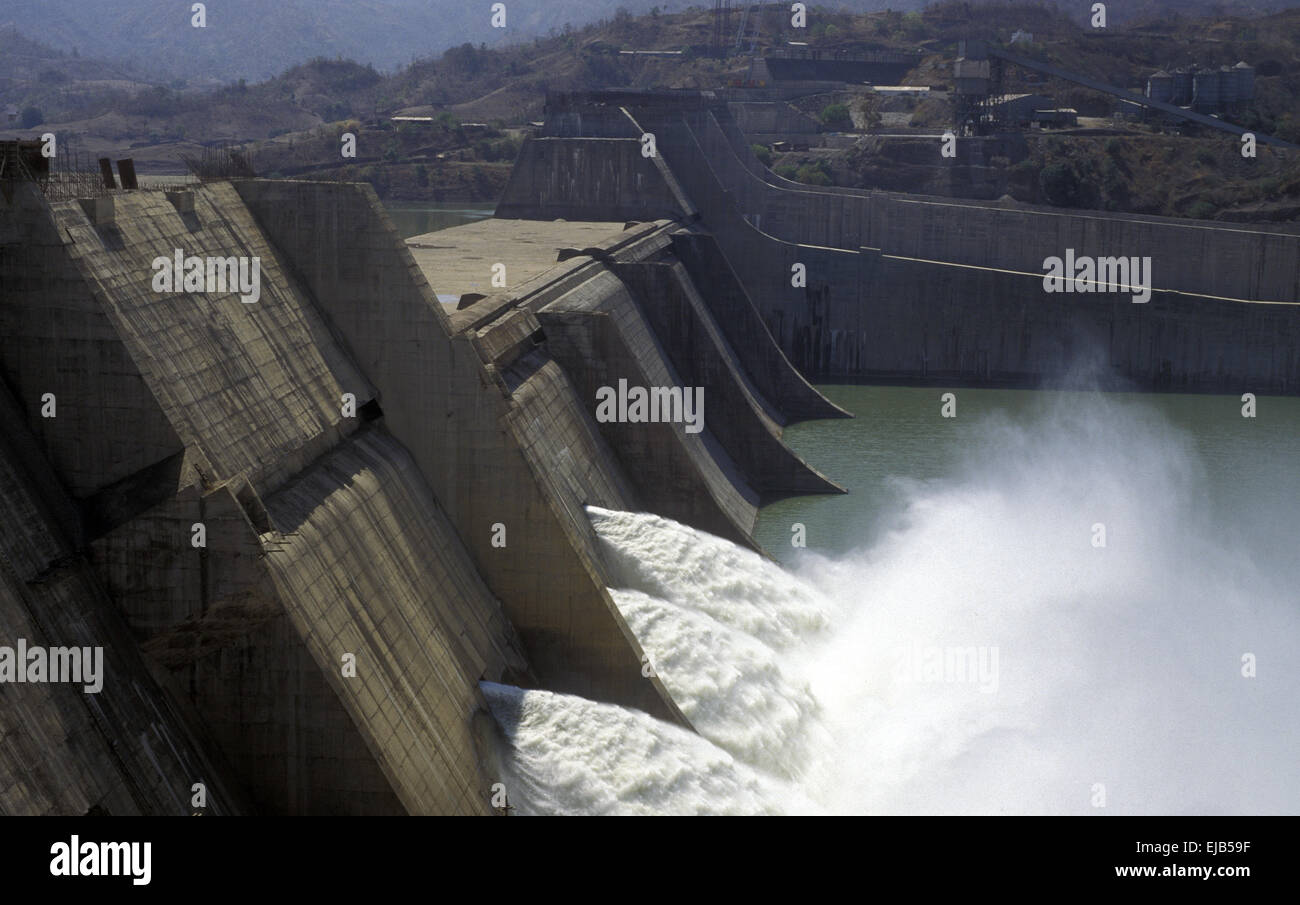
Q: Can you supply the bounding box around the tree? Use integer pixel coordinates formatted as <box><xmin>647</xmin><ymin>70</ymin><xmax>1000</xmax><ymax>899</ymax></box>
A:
<box><xmin>901</xmin><ymin>12</ymin><xmax>927</xmax><ymax>40</ymax></box>
<box><xmin>19</xmin><ymin>106</ymin><xmax>43</xmax><ymax>128</ymax></box>
<box><xmin>821</xmin><ymin>103</ymin><xmax>851</xmax><ymax>129</ymax></box>
<box><xmin>1276</xmin><ymin>115</ymin><xmax>1300</xmax><ymax>146</ymax></box>
<box><xmin>1040</xmin><ymin>162</ymin><xmax>1083</xmax><ymax>207</ymax></box>
<box><xmin>796</xmin><ymin>163</ymin><xmax>832</xmax><ymax>186</ymax></box>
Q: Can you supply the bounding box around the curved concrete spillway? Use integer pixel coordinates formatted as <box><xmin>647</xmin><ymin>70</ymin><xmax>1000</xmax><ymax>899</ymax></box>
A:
<box><xmin>0</xmin><ymin>150</ymin><xmax>845</xmax><ymax>812</ymax></box>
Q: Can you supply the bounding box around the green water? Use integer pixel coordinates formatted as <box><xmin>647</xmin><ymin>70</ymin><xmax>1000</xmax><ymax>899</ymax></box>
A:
<box><xmin>754</xmin><ymin>385</ymin><xmax>1300</xmax><ymax>566</ymax></box>
<box><xmin>383</xmin><ymin>202</ymin><xmax>494</xmax><ymax>239</ymax></box>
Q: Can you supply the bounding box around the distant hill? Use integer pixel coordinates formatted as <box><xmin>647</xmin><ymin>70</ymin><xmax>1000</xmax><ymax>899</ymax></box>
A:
<box><xmin>4</xmin><ymin>0</ymin><xmax>1299</xmax><ymax>217</ymax></box>
<box><xmin>4</xmin><ymin>1</ymin><xmax>1296</xmax><ymax>83</ymax></box>
<box><xmin>9</xmin><ymin>0</ymin><xmax>1300</xmax><ymax>147</ymax></box>
<box><xmin>0</xmin><ymin>26</ymin><xmax>154</xmax><ymax>83</ymax></box>
<box><xmin>0</xmin><ymin>0</ymin><xmax>712</xmax><ymax>82</ymax></box>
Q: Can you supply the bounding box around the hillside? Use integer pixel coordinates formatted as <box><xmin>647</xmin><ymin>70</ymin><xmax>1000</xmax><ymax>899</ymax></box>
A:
<box><xmin>4</xmin><ymin>1</ymin><xmax>1300</xmax><ymax>216</ymax></box>
<box><xmin>0</xmin><ymin>0</ymin><xmax>708</xmax><ymax>82</ymax></box>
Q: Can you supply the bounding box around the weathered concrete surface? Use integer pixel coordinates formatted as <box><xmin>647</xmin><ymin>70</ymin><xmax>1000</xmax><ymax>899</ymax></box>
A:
<box><xmin>538</xmin><ymin>268</ymin><xmax>763</xmax><ymax>546</ymax></box>
<box><xmin>400</xmin><ymin>209</ymin><xmax>843</xmax><ymax>522</ymax></box>
<box><xmin>235</xmin><ymin>180</ymin><xmax>687</xmax><ymax>725</ymax></box>
<box><xmin>611</xmin><ymin>257</ymin><xmax>846</xmax><ymax>500</ymax></box>
<box><xmin>1</xmin><ymin>181</ymin><xmax>535</xmax><ymax>813</ymax></box>
<box><xmin>259</xmin><ymin>430</ymin><xmax>528</xmax><ymax>814</ymax></box>
<box><xmin>668</xmin><ymin>229</ymin><xmax>850</xmax><ymax>421</ymax></box>
<box><xmin>0</xmin><ymin>184</ymin><xmax>187</xmax><ymax>504</ymax></box>
<box><xmin>0</xmin><ymin>371</ymin><xmax>245</xmax><ymax>816</ymax></box>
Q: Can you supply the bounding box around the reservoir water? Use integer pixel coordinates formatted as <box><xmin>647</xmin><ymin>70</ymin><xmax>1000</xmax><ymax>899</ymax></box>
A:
<box><xmin>383</xmin><ymin>201</ymin><xmax>494</xmax><ymax>239</ymax></box>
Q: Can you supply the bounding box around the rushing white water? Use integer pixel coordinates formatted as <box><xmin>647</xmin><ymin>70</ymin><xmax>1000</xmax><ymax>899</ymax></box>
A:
<box><xmin>484</xmin><ymin>394</ymin><xmax>1300</xmax><ymax>815</ymax></box>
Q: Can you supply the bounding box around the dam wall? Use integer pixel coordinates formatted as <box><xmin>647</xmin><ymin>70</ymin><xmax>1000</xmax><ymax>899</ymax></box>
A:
<box><xmin>257</xmin><ymin>431</ymin><xmax>526</xmax><ymax>815</ymax></box>
<box><xmin>682</xmin><ymin>106</ymin><xmax>1300</xmax><ymax>305</ymax></box>
<box><xmin>51</xmin><ymin>184</ymin><xmax>373</xmax><ymax>502</ymax></box>
<box><xmin>496</xmin><ymin>137</ymin><xmax>692</xmax><ymax>223</ymax></box>
<box><xmin>667</xmin><ymin>229</ymin><xmax>849</xmax><ymax>421</ymax></box>
<box><xmin>234</xmin><ymin>180</ymin><xmax>684</xmax><ymax>724</ymax></box>
<box><xmin>2</xmin><ymin>159</ymin><xmax>847</xmax><ymax>811</ymax></box>
<box><xmin>0</xmin><ymin>369</ymin><xmax>245</xmax><ymax>816</ymax></box>
<box><xmin>0</xmin><ymin>185</ymin><xmax>187</xmax><ymax>504</ymax></box>
<box><xmin>537</xmin><ymin>268</ymin><xmax>762</xmax><ymax>546</ymax></box>
<box><xmin>610</xmin><ymin>257</ymin><xmax>844</xmax><ymax>498</ymax></box>
<box><xmin>500</xmin><ymin>131</ymin><xmax>848</xmax><ymax>423</ymax></box>
<box><xmin>672</xmin><ymin>184</ymin><xmax>1300</xmax><ymax>390</ymax></box>
<box><xmin>1</xmin><ymin>181</ymin><xmax>549</xmax><ymax>812</ymax></box>
<box><xmin>517</xmin><ymin>95</ymin><xmax>1300</xmax><ymax>392</ymax></box>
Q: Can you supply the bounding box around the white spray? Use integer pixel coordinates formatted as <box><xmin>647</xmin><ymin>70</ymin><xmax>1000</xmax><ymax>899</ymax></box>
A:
<box><xmin>485</xmin><ymin>395</ymin><xmax>1300</xmax><ymax>815</ymax></box>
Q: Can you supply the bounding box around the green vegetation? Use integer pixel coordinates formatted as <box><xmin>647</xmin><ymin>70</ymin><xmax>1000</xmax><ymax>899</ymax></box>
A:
<box><xmin>821</xmin><ymin>104</ymin><xmax>851</xmax><ymax>129</ymax></box>
<box><xmin>795</xmin><ymin>158</ymin><xmax>834</xmax><ymax>187</ymax></box>
<box><xmin>1039</xmin><ymin>161</ymin><xmax>1085</xmax><ymax>207</ymax></box>
<box><xmin>1276</xmin><ymin>116</ymin><xmax>1300</xmax><ymax>146</ymax></box>
<box><xmin>751</xmin><ymin>143</ymin><xmax>773</xmax><ymax>166</ymax></box>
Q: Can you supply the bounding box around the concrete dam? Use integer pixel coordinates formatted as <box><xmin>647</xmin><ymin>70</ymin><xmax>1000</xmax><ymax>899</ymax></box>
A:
<box><xmin>0</xmin><ymin>152</ymin><xmax>844</xmax><ymax>813</ymax></box>
<box><xmin>516</xmin><ymin>91</ymin><xmax>1300</xmax><ymax>393</ymax></box>
<box><xmin>2</xmin><ymin>86</ymin><xmax>1296</xmax><ymax>815</ymax></box>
